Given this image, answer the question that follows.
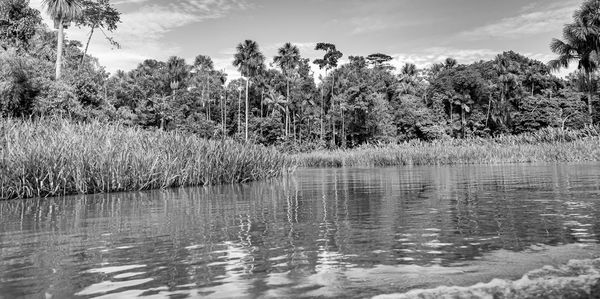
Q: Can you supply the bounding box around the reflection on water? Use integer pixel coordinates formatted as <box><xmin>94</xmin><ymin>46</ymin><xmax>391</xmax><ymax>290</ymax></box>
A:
<box><xmin>0</xmin><ymin>164</ymin><xmax>599</xmax><ymax>298</ymax></box>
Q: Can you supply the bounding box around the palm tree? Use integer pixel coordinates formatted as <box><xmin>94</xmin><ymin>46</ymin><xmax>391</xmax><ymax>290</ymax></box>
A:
<box><xmin>313</xmin><ymin>43</ymin><xmax>343</xmax><ymax>145</ymax></box>
<box><xmin>233</xmin><ymin>40</ymin><xmax>265</xmax><ymax>142</ymax></box>
<box><xmin>399</xmin><ymin>63</ymin><xmax>418</xmax><ymax>95</ymax></box>
<box><xmin>274</xmin><ymin>42</ymin><xmax>301</xmax><ymax>137</ymax></box>
<box><xmin>166</xmin><ymin>56</ymin><xmax>188</xmax><ymax>91</ymax></box>
<box><xmin>42</xmin><ymin>0</ymin><xmax>82</xmax><ymax>80</ymax></box>
<box><xmin>193</xmin><ymin>55</ymin><xmax>215</xmax><ymax>120</ymax></box>
<box><xmin>494</xmin><ymin>54</ymin><xmax>519</xmax><ymax>127</ymax></box>
<box><xmin>549</xmin><ymin>0</ymin><xmax>600</xmax><ymax>120</ymax></box>
<box><xmin>549</xmin><ymin>27</ymin><xmax>597</xmax><ymax>119</ymax></box>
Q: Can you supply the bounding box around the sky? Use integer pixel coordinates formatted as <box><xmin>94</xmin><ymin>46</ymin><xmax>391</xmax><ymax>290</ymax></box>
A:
<box><xmin>29</xmin><ymin>0</ymin><xmax>582</xmax><ymax>80</ymax></box>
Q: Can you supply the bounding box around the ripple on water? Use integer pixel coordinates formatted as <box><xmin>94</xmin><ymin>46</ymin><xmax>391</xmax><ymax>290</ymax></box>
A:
<box><xmin>1</xmin><ymin>164</ymin><xmax>600</xmax><ymax>298</ymax></box>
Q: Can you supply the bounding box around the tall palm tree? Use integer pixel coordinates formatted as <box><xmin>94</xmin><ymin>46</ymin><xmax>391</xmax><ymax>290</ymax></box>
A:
<box><xmin>193</xmin><ymin>55</ymin><xmax>215</xmax><ymax>120</ymax></box>
<box><xmin>494</xmin><ymin>54</ymin><xmax>519</xmax><ymax>127</ymax></box>
<box><xmin>399</xmin><ymin>63</ymin><xmax>418</xmax><ymax>95</ymax></box>
<box><xmin>549</xmin><ymin>0</ymin><xmax>600</xmax><ymax>120</ymax></box>
<box><xmin>274</xmin><ymin>42</ymin><xmax>301</xmax><ymax>137</ymax></box>
<box><xmin>313</xmin><ymin>43</ymin><xmax>343</xmax><ymax>145</ymax></box>
<box><xmin>166</xmin><ymin>56</ymin><xmax>188</xmax><ymax>91</ymax></box>
<box><xmin>572</xmin><ymin>0</ymin><xmax>600</xmax><ymax>53</ymax></box>
<box><xmin>42</xmin><ymin>0</ymin><xmax>82</xmax><ymax>80</ymax></box>
<box><xmin>549</xmin><ymin>24</ymin><xmax>597</xmax><ymax>119</ymax></box>
<box><xmin>233</xmin><ymin>40</ymin><xmax>265</xmax><ymax>142</ymax></box>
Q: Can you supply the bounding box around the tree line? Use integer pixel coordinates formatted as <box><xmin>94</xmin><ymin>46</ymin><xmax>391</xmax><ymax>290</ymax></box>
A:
<box><xmin>1</xmin><ymin>0</ymin><xmax>599</xmax><ymax>150</ymax></box>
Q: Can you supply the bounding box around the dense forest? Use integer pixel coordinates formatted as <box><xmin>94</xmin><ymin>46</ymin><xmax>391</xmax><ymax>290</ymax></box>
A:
<box><xmin>1</xmin><ymin>0</ymin><xmax>599</xmax><ymax>151</ymax></box>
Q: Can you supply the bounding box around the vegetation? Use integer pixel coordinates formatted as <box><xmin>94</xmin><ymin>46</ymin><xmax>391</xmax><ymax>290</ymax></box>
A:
<box><xmin>294</xmin><ymin>127</ymin><xmax>600</xmax><ymax>167</ymax></box>
<box><xmin>3</xmin><ymin>0</ymin><xmax>600</xmax><ymax>198</ymax></box>
<box><xmin>0</xmin><ymin>118</ymin><xmax>291</xmax><ymax>200</ymax></box>
<box><xmin>2</xmin><ymin>0</ymin><xmax>600</xmax><ymax>149</ymax></box>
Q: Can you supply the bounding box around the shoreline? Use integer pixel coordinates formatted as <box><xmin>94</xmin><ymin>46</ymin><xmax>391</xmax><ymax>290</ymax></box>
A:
<box><xmin>2</xmin><ymin>118</ymin><xmax>600</xmax><ymax>200</ymax></box>
<box><xmin>293</xmin><ymin>137</ymin><xmax>600</xmax><ymax>168</ymax></box>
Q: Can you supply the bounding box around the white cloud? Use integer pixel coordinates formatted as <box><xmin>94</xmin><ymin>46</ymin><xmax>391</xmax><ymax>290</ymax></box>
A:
<box><xmin>459</xmin><ymin>2</ymin><xmax>579</xmax><ymax>40</ymax></box>
<box><xmin>29</xmin><ymin>0</ymin><xmax>249</xmax><ymax>74</ymax></box>
<box><xmin>350</xmin><ymin>17</ymin><xmax>390</xmax><ymax>35</ymax></box>
<box><xmin>390</xmin><ymin>47</ymin><xmax>558</xmax><ymax>70</ymax></box>
<box><xmin>389</xmin><ymin>47</ymin><xmax>497</xmax><ymax>70</ymax></box>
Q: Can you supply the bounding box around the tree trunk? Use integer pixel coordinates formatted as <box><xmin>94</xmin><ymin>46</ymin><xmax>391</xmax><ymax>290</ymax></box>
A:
<box><xmin>286</xmin><ymin>79</ymin><xmax>290</xmax><ymax>137</ymax></box>
<box><xmin>207</xmin><ymin>82</ymin><xmax>211</xmax><ymax>121</ymax></box>
<box><xmin>531</xmin><ymin>83</ymin><xmax>534</xmax><ymax>96</ymax></box>
<box><xmin>320</xmin><ymin>70</ymin><xmax>326</xmax><ymax>142</ymax></box>
<box><xmin>293</xmin><ymin>114</ymin><xmax>297</xmax><ymax>141</ymax></box>
<box><xmin>308</xmin><ymin>118</ymin><xmax>311</xmax><ymax>141</ymax></box>
<box><xmin>80</xmin><ymin>25</ymin><xmax>95</xmax><ymax>68</ymax></box>
<box><xmin>486</xmin><ymin>93</ymin><xmax>492</xmax><ymax>128</ymax></box>
<box><xmin>588</xmin><ymin>72</ymin><xmax>593</xmax><ymax>123</ymax></box>
<box><xmin>461</xmin><ymin>106</ymin><xmax>465</xmax><ymax>138</ymax></box>
<box><xmin>341</xmin><ymin>108</ymin><xmax>346</xmax><ymax>149</ymax></box>
<box><xmin>245</xmin><ymin>78</ymin><xmax>249</xmax><ymax>142</ymax></box>
<box><xmin>502</xmin><ymin>84</ymin><xmax>508</xmax><ymax>126</ymax></box>
<box><xmin>238</xmin><ymin>88</ymin><xmax>241</xmax><ymax>135</ymax></box>
<box><xmin>55</xmin><ymin>18</ymin><xmax>64</xmax><ymax>80</ymax></box>
<box><xmin>223</xmin><ymin>90</ymin><xmax>227</xmax><ymax>137</ymax></box>
<box><xmin>331</xmin><ymin>115</ymin><xmax>336</xmax><ymax>148</ymax></box>
<box><xmin>220</xmin><ymin>91</ymin><xmax>224</xmax><ymax>137</ymax></box>
<box><xmin>331</xmin><ymin>73</ymin><xmax>336</xmax><ymax>147</ymax></box>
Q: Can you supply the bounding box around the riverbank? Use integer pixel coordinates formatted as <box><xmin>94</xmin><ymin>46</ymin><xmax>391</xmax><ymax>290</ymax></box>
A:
<box><xmin>294</xmin><ymin>128</ymin><xmax>600</xmax><ymax>167</ymax></box>
<box><xmin>0</xmin><ymin>118</ymin><xmax>292</xmax><ymax>200</ymax></box>
<box><xmin>3</xmin><ymin>119</ymin><xmax>600</xmax><ymax>200</ymax></box>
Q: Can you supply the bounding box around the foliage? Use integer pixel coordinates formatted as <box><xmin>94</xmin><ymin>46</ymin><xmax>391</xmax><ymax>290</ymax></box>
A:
<box><xmin>294</xmin><ymin>127</ymin><xmax>600</xmax><ymax>168</ymax></box>
<box><xmin>0</xmin><ymin>117</ymin><xmax>292</xmax><ymax>200</ymax></box>
<box><xmin>0</xmin><ymin>0</ymin><xmax>42</xmax><ymax>51</ymax></box>
<box><xmin>1</xmin><ymin>0</ymin><xmax>600</xmax><ymax>153</ymax></box>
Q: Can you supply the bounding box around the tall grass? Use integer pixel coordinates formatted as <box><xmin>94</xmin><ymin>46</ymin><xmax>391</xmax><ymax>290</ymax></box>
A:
<box><xmin>295</xmin><ymin>127</ymin><xmax>600</xmax><ymax>168</ymax></box>
<box><xmin>0</xmin><ymin>118</ymin><xmax>292</xmax><ymax>200</ymax></box>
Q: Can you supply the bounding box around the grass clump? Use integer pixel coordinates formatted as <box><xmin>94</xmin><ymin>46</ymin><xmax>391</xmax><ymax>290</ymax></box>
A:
<box><xmin>0</xmin><ymin>118</ymin><xmax>292</xmax><ymax>200</ymax></box>
<box><xmin>294</xmin><ymin>128</ymin><xmax>600</xmax><ymax>168</ymax></box>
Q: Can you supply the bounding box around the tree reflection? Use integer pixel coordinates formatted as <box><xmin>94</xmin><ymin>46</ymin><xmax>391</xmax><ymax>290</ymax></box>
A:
<box><xmin>0</xmin><ymin>164</ymin><xmax>599</xmax><ymax>298</ymax></box>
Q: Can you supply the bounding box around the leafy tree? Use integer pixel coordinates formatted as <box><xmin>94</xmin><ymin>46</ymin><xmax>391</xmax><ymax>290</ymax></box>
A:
<box><xmin>0</xmin><ymin>0</ymin><xmax>42</xmax><ymax>52</ymax></box>
<box><xmin>75</xmin><ymin>0</ymin><xmax>120</xmax><ymax>67</ymax></box>
<box><xmin>0</xmin><ymin>52</ymin><xmax>40</xmax><ymax>116</ymax></box>
<box><xmin>366</xmin><ymin>53</ymin><xmax>393</xmax><ymax>68</ymax></box>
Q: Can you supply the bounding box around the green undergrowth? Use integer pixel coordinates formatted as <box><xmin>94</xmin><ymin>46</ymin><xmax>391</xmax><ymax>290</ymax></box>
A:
<box><xmin>0</xmin><ymin>118</ymin><xmax>292</xmax><ymax>200</ymax></box>
<box><xmin>294</xmin><ymin>128</ymin><xmax>600</xmax><ymax>168</ymax></box>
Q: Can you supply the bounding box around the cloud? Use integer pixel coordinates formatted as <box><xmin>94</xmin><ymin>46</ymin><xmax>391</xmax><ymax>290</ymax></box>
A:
<box><xmin>349</xmin><ymin>17</ymin><xmax>391</xmax><ymax>35</ymax></box>
<box><xmin>390</xmin><ymin>47</ymin><xmax>557</xmax><ymax>70</ymax></box>
<box><xmin>29</xmin><ymin>0</ymin><xmax>249</xmax><ymax>74</ymax></box>
<box><xmin>459</xmin><ymin>1</ymin><xmax>579</xmax><ymax>40</ymax></box>
<box><xmin>389</xmin><ymin>47</ymin><xmax>497</xmax><ymax>70</ymax></box>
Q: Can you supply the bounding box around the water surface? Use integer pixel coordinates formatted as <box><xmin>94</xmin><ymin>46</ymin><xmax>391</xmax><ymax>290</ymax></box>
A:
<box><xmin>1</xmin><ymin>164</ymin><xmax>600</xmax><ymax>298</ymax></box>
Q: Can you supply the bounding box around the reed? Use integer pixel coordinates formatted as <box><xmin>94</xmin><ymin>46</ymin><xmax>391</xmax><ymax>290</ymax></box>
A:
<box><xmin>0</xmin><ymin>118</ymin><xmax>292</xmax><ymax>200</ymax></box>
<box><xmin>295</xmin><ymin>128</ymin><xmax>600</xmax><ymax>168</ymax></box>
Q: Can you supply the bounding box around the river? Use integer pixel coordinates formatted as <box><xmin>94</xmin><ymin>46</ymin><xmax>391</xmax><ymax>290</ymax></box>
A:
<box><xmin>1</xmin><ymin>163</ymin><xmax>599</xmax><ymax>298</ymax></box>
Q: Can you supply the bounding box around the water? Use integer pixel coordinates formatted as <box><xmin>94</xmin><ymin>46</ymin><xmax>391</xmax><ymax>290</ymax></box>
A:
<box><xmin>1</xmin><ymin>163</ymin><xmax>600</xmax><ymax>298</ymax></box>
